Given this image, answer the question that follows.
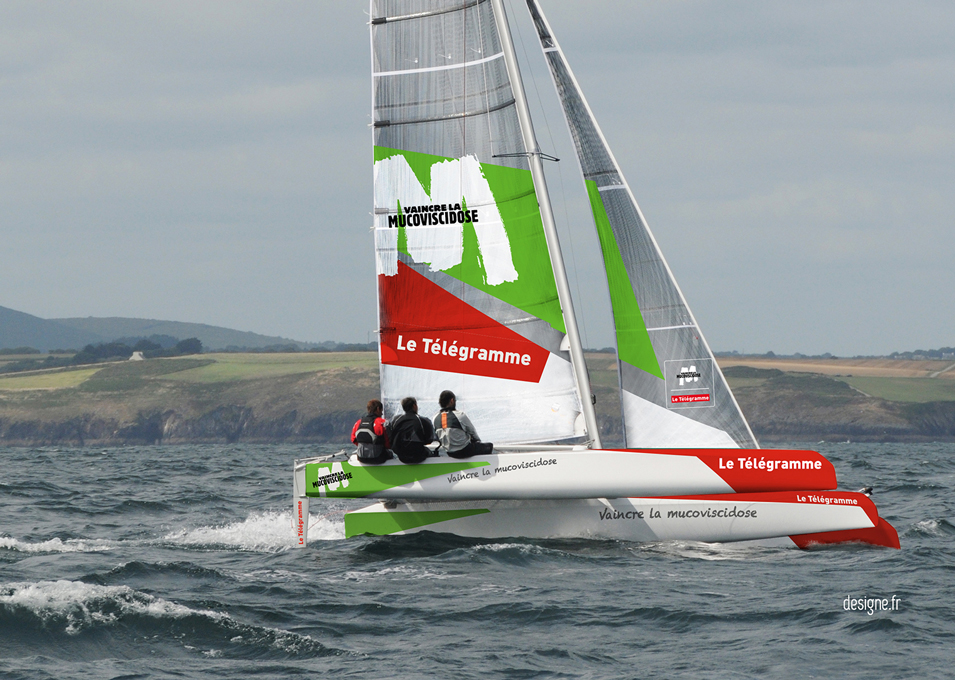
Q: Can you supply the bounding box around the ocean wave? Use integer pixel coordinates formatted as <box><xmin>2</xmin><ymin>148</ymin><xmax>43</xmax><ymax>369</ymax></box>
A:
<box><xmin>907</xmin><ymin>518</ymin><xmax>955</xmax><ymax>537</ymax></box>
<box><xmin>342</xmin><ymin>564</ymin><xmax>460</xmax><ymax>581</ymax></box>
<box><xmin>0</xmin><ymin>580</ymin><xmax>217</xmax><ymax>635</ymax></box>
<box><xmin>95</xmin><ymin>560</ymin><xmax>228</xmax><ymax>582</ymax></box>
<box><xmin>635</xmin><ymin>539</ymin><xmax>791</xmax><ymax>561</ymax></box>
<box><xmin>0</xmin><ymin>580</ymin><xmax>339</xmax><ymax>659</ymax></box>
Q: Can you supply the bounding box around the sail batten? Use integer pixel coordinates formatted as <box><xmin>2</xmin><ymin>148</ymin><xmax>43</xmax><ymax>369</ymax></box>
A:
<box><xmin>525</xmin><ymin>0</ymin><xmax>758</xmax><ymax>449</ymax></box>
<box><xmin>372</xmin><ymin>0</ymin><xmax>488</xmax><ymax>25</ymax></box>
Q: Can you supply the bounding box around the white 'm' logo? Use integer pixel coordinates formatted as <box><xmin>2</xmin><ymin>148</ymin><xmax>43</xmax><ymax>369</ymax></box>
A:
<box><xmin>678</xmin><ymin>365</ymin><xmax>701</xmax><ymax>386</ymax></box>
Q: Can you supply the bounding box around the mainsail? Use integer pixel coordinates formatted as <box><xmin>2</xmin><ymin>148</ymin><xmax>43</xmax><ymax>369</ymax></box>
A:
<box><xmin>525</xmin><ymin>0</ymin><xmax>757</xmax><ymax>448</ymax></box>
<box><xmin>370</xmin><ymin>0</ymin><xmax>589</xmax><ymax>445</ymax></box>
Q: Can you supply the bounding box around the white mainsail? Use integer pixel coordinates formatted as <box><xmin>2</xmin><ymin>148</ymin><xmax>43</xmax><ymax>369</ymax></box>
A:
<box><xmin>370</xmin><ymin>0</ymin><xmax>596</xmax><ymax>445</ymax></box>
<box><xmin>524</xmin><ymin>0</ymin><xmax>758</xmax><ymax>448</ymax></box>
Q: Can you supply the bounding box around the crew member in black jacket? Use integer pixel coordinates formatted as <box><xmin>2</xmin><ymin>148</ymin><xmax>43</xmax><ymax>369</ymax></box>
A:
<box><xmin>387</xmin><ymin>396</ymin><xmax>435</xmax><ymax>464</ymax></box>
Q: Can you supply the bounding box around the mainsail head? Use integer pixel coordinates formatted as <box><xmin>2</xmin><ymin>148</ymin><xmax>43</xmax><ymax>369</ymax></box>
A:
<box><xmin>370</xmin><ymin>0</ymin><xmax>586</xmax><ymax>445</ymax></box>
<box><xmin>525</xmin><ymin>0</ymin><xmax>758</xmax><ymax>448</ymax></box>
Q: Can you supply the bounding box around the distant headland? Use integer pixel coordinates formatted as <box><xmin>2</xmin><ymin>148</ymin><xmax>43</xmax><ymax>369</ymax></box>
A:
<box><xmin>1</xmin><ymin>304</ymin><xmax>952</xmax><ymax>446</ymax></box>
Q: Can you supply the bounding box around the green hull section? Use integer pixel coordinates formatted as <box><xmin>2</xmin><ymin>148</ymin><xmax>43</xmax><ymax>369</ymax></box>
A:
<box><xmin>345</xmin><ymin>508</ymin><xmax>491</xmax><ymax>537</ymax></box>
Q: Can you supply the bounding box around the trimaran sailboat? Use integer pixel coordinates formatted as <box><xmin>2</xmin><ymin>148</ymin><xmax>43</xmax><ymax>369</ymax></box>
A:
<box><xmin>292</xmin><ymin>0</ymin><xmax>898</xmax><ymax>549</ymax></box>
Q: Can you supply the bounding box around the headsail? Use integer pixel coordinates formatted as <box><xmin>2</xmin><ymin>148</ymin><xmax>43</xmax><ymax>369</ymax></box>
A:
<box><xmin>524</xmin><ymin>0</ymin><xmax>757</xmax><ymax>448</ymax></box>
<box><xmin>371</xmin><ymin>0</ymin><xmax>587</xmax><ymax>445</ymax></box>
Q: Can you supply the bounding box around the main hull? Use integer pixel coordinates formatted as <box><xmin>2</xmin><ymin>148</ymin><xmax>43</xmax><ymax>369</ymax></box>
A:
<box><xmin>342</xmin><ymin>492</ymin><xmax>899</xmax><ymax>549</ymax></box>
<box><xmin>297</xmin><ymin>448</ymin><xmax>837</xmax><ymax>501</ymax></box>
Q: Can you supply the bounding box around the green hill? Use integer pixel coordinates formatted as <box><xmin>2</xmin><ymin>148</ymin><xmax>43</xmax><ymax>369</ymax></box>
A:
<box><xmin>0</xmin><ymin>305</ymin><xmax>104</xmax><ymax>352</ymax></box>
<box><xmin>50</xmin><ymin>317</ymin><xmax>313</xmax><ymax>351</ymax></box>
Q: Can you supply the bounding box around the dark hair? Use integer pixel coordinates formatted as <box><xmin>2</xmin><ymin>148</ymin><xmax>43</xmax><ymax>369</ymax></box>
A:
<box><xmin>438</xmin><ymin>390</ymin><xmax>455</xmax><ymax>409</ymax></box>
<box><xmin>366</xmin><ymin>399</ymin><xmax>383</xmax><ymax>415</ymax></box>
<box><xmin>400</xmin><ymin>396</ymin><xmax>417</xmax><ymax>413</ymax></box>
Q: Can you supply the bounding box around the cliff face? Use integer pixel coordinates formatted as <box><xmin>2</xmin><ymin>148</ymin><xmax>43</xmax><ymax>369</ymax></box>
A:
<box><xmin>0</xmin><ymin>356</ymin><xmax>378</xmax><ymax>447</ymax></box>
<box><xmin>0</xmin><ymin>408</ymin><xmax>360</xmax><ymax>446</ymax></box>
<box><xmin>729</xmin><ymin>370</ymin><xmax>955</xmax><ymax>442</ymax></box>
<box><xmin>0</xmin><ymin>356</ymin><xmax>952</xmax><ymax>446</ymax></box>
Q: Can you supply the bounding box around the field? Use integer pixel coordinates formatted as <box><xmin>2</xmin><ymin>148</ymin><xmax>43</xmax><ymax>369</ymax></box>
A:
<box><xmin>716</xmin><ymin>356</ymin><xmax>955</xmax><ymax>403</ymax></box>
<box><xmin>0</xmin><ymin>367</ymin><xmax>103</xmax><ymax>391</ymax></box>
<box><xmin>838</xmin><ymin>377</ymin><xmax>955</xmax><ymax>403</ymax></box>
<box><xmin>717</xmin><ymin>356</ymin><xmax>955</xmax><ymax>379</ymax></box>
<box><xmin>0</xmin><ymin>353</ymin><xmax>379</xmax><ymax>391</ymax></box>
<box><xmin>167</xmin><ymin>352</ymin><xmax>379</xmax><ymax>383</ymax></box>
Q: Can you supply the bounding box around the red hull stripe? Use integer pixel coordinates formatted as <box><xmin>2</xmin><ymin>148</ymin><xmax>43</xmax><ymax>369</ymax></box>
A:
<box><xmin>379</xmin><ymin>262</ymin><xmax>549</xmax><ymax>383</ymax></box>
<box><xmin>608</xmin><ymin>448</ymin><xmax>837</xmax><ymax>492</ymax></box>
<box><xmin>641</xmin><ymin>490</ymin><xmax>881</xmax><ymax>526</ymax></box>
<box><xmin>790</xmin><ymin>517</ymin><xmax>900</xmax><ymax>550</ymax></box>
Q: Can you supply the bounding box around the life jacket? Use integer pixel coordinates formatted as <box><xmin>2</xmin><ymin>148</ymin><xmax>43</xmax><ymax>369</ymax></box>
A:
<box><xmin>439</xmin><ymin>410</ymin><xmax>463</xmax><ymax>431</ymax></box>
<box><xmin>435</xmin><ymin>409</ymin><xmax>472</xmax><ymax>453</ymax></box>
<box><xmin>354</xmin><ymin>413</ymin><xmax>386</xmax><ymax>459</ymax></box>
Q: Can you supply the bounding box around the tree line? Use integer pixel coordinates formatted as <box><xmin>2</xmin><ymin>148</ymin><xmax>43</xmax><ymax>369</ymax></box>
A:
<box><xmin>0</xmin><ymin>338</ymin><xmax>203</xmax><ymax>375</ymax></box>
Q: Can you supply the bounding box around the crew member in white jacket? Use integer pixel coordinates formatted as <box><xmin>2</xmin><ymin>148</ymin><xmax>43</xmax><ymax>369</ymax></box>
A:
<box><xmin>432</xmin><ymin>390</ymin><xmax>493</xmax><ymax>458</ymax></box>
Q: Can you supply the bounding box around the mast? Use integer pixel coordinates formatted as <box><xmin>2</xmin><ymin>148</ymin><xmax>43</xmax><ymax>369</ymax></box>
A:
<box><xmin>490</xmin><ymin>0</ymin><xmax>601</xmax><ymax>448</ymax></box>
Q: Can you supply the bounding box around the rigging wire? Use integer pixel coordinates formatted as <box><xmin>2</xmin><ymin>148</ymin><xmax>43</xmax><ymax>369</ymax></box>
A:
<box><xmin>506</xmin><ymin>0</ymin><xmax>590</xmax><ymax>349</ymax></box>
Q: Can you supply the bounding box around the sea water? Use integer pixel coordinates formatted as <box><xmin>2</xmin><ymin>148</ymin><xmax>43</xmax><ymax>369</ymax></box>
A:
<box><xmin>0</xmin><ymin>443</ymin><xmax>951</xmax><ymax>679</ymax></box>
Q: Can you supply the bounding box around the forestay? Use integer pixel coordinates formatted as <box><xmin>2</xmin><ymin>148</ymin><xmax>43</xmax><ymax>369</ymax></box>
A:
<box><xmin>525</xmin><ymin>0</ymin><xmax>757</xmax><ymax>448</ymax></box>
<box><xmin>371</xmin><ymin>0</ymin><xmax>584</xmax><ymax>444</ymax></box>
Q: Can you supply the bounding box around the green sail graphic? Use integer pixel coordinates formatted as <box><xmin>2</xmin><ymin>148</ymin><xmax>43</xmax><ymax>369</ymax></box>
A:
<box><xmin>375</xmin><ymin>146</ymin><xmax>565</xmax><ymax>333</ymax></box>
<box><xmin>586</xmin><ymin>180</ymin><xmax>662</xmax><ymax>379</ymax></box>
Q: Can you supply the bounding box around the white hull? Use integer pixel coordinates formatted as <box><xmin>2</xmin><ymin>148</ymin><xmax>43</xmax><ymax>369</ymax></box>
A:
<box><xmin>340</xmin><ymin>491</ymin><xmax>899</xmax><ymax>548</ymax></box>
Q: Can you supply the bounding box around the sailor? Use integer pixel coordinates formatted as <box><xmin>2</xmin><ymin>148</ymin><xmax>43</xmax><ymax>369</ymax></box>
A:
<box><xmin>433</xmin><ymin>390</ymin><xmax>493</xmax><ymax>458</ymax></box>
<box><xmin>350</xmin><ymin>399</ymin><xmax>392</xmax><ymax>464</ymax></box>
<box><xmin>387</xmin><ymin>396</ymin><xmax>435</xmax><ymax>464</ymax></box>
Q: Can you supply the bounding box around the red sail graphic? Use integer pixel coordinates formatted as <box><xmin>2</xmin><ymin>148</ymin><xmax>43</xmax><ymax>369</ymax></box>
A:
<box><xmin>379</xmin><ymin>262</ymin><xmax>549</xmax><ymax>383</ymax></box>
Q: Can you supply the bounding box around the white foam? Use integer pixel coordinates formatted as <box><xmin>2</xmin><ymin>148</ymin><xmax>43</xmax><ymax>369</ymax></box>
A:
<box><xmin>163</xmin><ymin>510</ymin><xmax>300</xmax><ymax>552</ymax></box>
<box><xmin>160</xmin><ymin>508</ymin><xmax>345</xmax><ymax>550</ymax></box>
<box><xmin>307</xmin><ymin>510</ymin><xmax>347</xmax><ymax>542</ymax></box>
<box><xmin>913</xmin><ymin>519</ymin><xmax>944</xmax><ymax>536</ymax></box>
<box><xmin>0</xmin><ymin>536</ymin><xmax>117</xmax><ymax>554</ymax></box>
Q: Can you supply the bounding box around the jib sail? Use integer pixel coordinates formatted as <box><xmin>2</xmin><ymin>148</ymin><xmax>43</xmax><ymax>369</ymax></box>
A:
<box><xmin>525</xmin><ymin>0</ymin><xmax>757</xmax><ymax>448</ymax></box>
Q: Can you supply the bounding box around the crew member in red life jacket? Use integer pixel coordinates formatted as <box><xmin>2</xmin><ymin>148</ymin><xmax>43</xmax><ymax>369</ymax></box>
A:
<box><xmin>433</xmin><ymin>390</ymin><xmax>493</xmax><ymax>458</ymax></box>
<box><xmin>351</xmin><ymin>399</ymin><xmax>392</xmax><ymax>464</ymax></box>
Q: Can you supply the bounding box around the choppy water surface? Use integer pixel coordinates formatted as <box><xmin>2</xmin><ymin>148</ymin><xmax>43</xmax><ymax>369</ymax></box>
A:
<box><xmin>1</xmin><ymin>443</ymin><xmax>952</xmax><ymax>679</ymax></box>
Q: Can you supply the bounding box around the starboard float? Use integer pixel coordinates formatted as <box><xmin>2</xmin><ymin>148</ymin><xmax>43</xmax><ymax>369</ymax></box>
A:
<box><xmin>293</xmin><ymin>0</ymin><xmax>898</xmax><ymax>550</ymax></box>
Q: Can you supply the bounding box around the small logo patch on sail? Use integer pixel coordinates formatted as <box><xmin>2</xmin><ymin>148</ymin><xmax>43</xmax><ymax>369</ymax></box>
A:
<box><xmin>665</xmin><ymin>358</ymin><xmax>715</xmax><ymax>409</ymax></box>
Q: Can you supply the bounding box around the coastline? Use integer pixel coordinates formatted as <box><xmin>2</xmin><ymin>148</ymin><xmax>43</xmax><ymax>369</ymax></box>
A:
<box><xmin>1</xmin><ymin>352</ymin><xmax>953</xmax><ymax>446</ymax></box>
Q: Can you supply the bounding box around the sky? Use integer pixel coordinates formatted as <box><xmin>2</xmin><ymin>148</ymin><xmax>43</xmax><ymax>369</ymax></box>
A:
<box><xmin>1</xmin><ymin>1</ymin><xmax>952</xmax><ymax>356</ymax></box>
